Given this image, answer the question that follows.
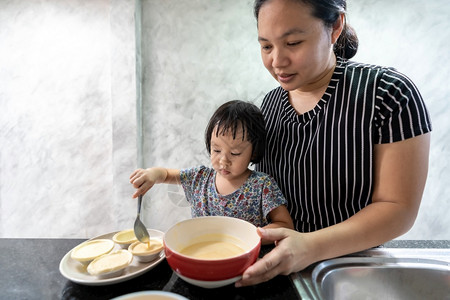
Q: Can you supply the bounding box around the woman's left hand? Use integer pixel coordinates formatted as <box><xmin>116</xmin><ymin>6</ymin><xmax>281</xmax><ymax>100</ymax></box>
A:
<box><xmin>235</xmin><ymin>227</ymin><xmax>313</xmax><ymax>287</ymax></box>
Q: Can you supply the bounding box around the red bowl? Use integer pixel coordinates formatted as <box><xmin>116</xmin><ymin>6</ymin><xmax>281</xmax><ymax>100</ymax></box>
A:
<box><xmin>164</xmin><ymin>216</ymin><xmax>261</xmax><ymax>284</ymax></box>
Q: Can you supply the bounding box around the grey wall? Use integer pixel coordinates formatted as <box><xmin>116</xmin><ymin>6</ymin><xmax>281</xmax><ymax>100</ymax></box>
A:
<box><xmin>1</xmin><ymin>0</ymin><xmax>448</xmax><ymax>240</ymax></box>
<box><xmin>0</xmin><ymin>0</ymin><xmax>138</xmax><ymax>238</ymax></box>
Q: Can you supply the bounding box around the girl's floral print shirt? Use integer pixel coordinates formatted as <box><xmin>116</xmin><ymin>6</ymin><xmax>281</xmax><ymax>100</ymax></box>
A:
<box><xmin>180</xmin><ymin>165</ymin><xmax>287</xmax><ymax>227</ymax></box>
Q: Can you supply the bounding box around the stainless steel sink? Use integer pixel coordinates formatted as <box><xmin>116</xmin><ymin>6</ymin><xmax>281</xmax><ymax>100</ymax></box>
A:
<box><xmin>291</xmin><ymin>248</ymin><xmax>450</xmax><ymax>300</ymax></box>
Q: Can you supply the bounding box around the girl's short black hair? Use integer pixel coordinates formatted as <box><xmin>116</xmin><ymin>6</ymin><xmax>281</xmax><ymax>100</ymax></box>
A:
<box><xmin>205</xmin><ymin>100</ymin><xmax>266</xmax><ymax>164</ymax></box>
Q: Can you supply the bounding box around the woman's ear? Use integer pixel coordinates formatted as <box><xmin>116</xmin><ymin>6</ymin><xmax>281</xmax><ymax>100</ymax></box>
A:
<box><xmin>331</xmin><ymin>13</ymin><xmax>345</xmax><ymax>44</ymax></box>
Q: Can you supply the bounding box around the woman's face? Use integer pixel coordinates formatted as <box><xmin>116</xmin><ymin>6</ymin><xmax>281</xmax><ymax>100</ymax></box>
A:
<box><xmin>257</xmin><ymin>0</ymin><xmax>339</xmax><ymax>92</ymax></box>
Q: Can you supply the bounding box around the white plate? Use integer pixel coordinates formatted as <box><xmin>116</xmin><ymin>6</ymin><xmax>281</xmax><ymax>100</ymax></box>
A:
<box><xmin>176</xmin><ymin>273</ymin><xmax>241</xmax><ymax>289</ymax></box>
<box><xmin>59</xmin><ymin>229</ymin><xmax>165</xmax><ymax>286</ymax></box>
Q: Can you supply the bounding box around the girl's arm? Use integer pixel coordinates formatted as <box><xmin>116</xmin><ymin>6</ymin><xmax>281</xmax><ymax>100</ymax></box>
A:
<box><xmin>265</xmin><ymin>206</ymin><xmax>294</xmax><ymax>230</ymax></box>
<box><xmin>130</xmin><ymin>167</ymin><xmax>181</xmax><ymax>198</ymax></box>
<box><xmin>237</xmin><ymin>133</ymin><xmax>430</xmax><ymax>286</ymax></box>
<box><xmin>262</xmin><ymin>205</ymin><xmax>295</xmax><ymax>245</ymax></box>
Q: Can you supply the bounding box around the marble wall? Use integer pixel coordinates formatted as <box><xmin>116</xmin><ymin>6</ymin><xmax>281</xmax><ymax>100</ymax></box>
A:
<box><xmin>0</xmin><ymin>0</ymin><xmax>138</xmax><ymax>238</ymax></box>
<box><xmin>1</xmin><ymin>0</ymin><xmax>448</xmax><ymax>240</ymax></box>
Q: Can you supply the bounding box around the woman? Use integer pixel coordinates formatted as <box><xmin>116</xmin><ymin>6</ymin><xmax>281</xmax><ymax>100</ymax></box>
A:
<box><xmin>236</xmin><ymin>0</ymin><xmax>431</xmax><ymax>286</ymax></box>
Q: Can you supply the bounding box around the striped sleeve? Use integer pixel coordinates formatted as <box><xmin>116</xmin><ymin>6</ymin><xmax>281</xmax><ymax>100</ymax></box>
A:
<box><xmin>374</xmin><ymin>68</ymin><xmax>432</xmax><ymax>144</ymax></box>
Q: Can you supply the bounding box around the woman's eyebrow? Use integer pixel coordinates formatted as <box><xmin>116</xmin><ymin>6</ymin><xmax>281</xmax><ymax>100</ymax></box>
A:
<box><xmin>258</xmin><ymin>28</ymin><xmax>306</xmax><ymax>42</ymax></box>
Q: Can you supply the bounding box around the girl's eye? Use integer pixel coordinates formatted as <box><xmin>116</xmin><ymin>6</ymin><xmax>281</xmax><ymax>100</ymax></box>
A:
<box><xmin>231</xmin><ymin>152</ymin><xmax>241</xmax><ymax>156</ymax></box>
<box><xmin>261</xmin><ymin>44</ymin><xmax>272</xmax><ymax>51</ymax></box>
<box><xmin>213</xmin><ymin>149</ymin><xmax>220</xmax><ymax>153</ymax></box>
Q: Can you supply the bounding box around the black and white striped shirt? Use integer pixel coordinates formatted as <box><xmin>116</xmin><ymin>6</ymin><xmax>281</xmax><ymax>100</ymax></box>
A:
<box><xmin>256</xmin><ymin>58</ymin><xmax>432</xmax><ymax>232</ymax></box>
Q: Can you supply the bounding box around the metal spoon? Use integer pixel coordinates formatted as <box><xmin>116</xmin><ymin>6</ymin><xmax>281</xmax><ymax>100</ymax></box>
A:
<box><xmin>134</xmin><ymin>195</ymin><xmax>150</xmax><ymax>244</ymax></box>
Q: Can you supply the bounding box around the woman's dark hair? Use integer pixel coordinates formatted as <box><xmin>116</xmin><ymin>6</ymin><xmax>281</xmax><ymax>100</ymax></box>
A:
<box><xmin>254</xmin><ymin>0</ymin><xmax>358</xmax><ymax>59</ymax></box>
<box><xmin>205</xmin><ymin>100</ymin><xmax>266</xmax><ymax>164</ymax></box>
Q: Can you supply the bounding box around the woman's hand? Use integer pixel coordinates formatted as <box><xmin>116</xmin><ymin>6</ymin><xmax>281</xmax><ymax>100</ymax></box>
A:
<box><xmin>235</xmin><ymin>227</ymin><xmax>315</xmax><ymax>287</ymax></box>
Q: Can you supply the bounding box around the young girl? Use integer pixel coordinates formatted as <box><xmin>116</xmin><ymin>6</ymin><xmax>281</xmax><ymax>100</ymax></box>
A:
<box><xmin>130</xmin><ymin>100</ymin><xmax>294</xmax><ymax>239</ymax></box>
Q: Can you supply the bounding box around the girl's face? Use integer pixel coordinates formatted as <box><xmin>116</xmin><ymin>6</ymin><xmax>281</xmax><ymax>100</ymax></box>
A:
<box><xmin>210</xmin><ymin>126</ymin><xmax>253</xmax><ymax>182</ymax></box>
<box><xmin>257</xmin><ymin>0</ymin><xmax>341</xmax><ymax>92</ymax></box>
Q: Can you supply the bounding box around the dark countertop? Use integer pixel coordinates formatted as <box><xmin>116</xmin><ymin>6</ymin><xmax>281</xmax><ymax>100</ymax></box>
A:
<box><xmin>0</xmin><ymin>238</ymin><xmax>448</xmax><ymax>300</ymax></box>
<box><xmin>0</xmin><ymin>238</ymin><xmax>297</xmax><ymax>300</ymax></box>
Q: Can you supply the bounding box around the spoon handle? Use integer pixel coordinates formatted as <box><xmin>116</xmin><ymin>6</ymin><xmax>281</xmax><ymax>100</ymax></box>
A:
<box><xmin>137</xmin><ymin>195</ymin><xmax>143</xmax><ymax>216</ymax></box>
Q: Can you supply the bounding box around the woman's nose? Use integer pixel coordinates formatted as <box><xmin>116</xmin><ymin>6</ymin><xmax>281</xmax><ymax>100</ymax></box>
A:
<box><xmin>272</xmin><ymin>48</ymin><xmax>289</xmax><ymax>68</ymax></box>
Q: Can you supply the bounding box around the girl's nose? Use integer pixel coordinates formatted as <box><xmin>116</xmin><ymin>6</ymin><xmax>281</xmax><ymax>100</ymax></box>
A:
<box><xmin>220</xmin><ymin>154</ymin><xmax>230</xmax><ymax>165</ymax></box>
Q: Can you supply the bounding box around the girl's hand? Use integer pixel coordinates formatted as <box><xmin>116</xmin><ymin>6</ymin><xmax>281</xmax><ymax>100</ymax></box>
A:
<box><xmin>129</xmin><ymin>168</ymin><xmax>159</xmax><ymax>198</ymax></box>
<box><xmin>130</xmin><ymin>167</ymin><xmax>180</xmax><ymax>198</ymax></box>
<box><xmin>235</xmin><ymin>227</ymin><xmax>314</xmax><ymax>287</ymax></box>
